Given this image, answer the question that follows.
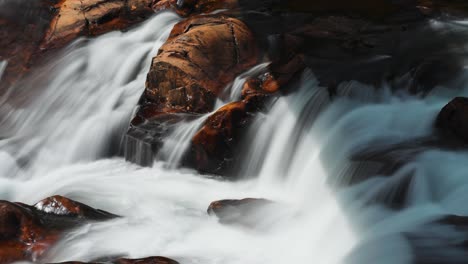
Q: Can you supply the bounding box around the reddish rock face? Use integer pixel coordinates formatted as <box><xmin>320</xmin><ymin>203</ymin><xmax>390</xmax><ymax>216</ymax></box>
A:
<box><xmin>435</xmin><ymin>97</ymin><xmax>468</xmax><ymax>144</ymax></box>
<box><xmin>0</xmin><ymin>196</ymin><xmax>117</xmax><ymax>263</ymax></box>
<box><xmin>142</xmin><ymin>14</ymin><xmax>258</xmax><ymax>114</ymax></box>
<box><xmin>152</xmin><ymin>0</ymin><xmax>238</xmax><ymax>17</ymax></box>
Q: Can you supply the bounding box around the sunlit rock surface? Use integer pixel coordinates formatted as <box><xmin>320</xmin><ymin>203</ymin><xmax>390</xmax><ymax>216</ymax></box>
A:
<box><xmin>143</xmin><ymin>14</ymin><xmax>258</xmax><ymax>113</ymax></box>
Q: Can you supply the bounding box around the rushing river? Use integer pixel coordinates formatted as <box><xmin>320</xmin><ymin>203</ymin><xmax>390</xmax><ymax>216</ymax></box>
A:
<box><xmin>2</xmin><ymin>11</ymin><xmax>468</xmax><ymax>264</ymax></box>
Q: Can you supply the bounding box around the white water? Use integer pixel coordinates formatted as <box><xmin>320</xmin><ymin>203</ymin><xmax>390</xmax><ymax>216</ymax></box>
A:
<box><xmin>0</xmin><ymin>12</ymin><xmax>179</xmax><ymax>179</ymax></box>
<box><xmin>2</xmin><ymin>10</ymin><xmax>468</xmax><ymax>264</ymax></box>
<box><xmin>215</xmin><ymin>62</ymin><xmax>270</xmax><ymax>108</ymax></box>
<box><xmin>0</xmin><ymin>12</ymin><xmax>356</xmax><ymax>264</ymax></box>
<box><xmin>157</xmin><ymin>113</ymin><xmax>210</xmax><ymax>169</ymax></box>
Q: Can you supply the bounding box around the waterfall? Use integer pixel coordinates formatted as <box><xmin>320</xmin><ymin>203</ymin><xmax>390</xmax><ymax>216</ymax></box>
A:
<box><xmin>2</xmin><ymin>9</ymin><xmax>468</xmax><ymax>264</ymax></box>
<box><xmin>0</xmin><ymin>12</ymin><xmax>356</xmax><ymax>264</ymax></box>
<box><xmin>215</xmin><ymin>62</ymin><xmax>270</xmax><ymax>108</ymax></box>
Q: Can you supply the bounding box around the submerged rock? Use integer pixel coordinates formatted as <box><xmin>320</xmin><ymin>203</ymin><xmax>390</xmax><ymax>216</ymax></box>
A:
<box><xmin>436</xmin><ymin>97</ymin><xmax>468</xmax><ymax>144</ymax></box>
<box><xmin>207</xmin><ymin>198</ymin><xmax>276</xmax><ymax>227</ymax></box>
<box><xmin>0</xmin><ymin>196</ymin><xmax>117</xmax><ymax>263</ymax></box>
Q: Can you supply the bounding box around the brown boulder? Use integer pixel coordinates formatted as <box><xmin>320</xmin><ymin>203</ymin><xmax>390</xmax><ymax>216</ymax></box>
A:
<box><xmin>0</xmin><ymin>196</ymin><xmax>117</xmax><ymax>263</ymax></box>
<box><xmin>152</xmin><ymin>0</ymin><xmax>238</xmax><ymax>17</ymax></box>
<box><xmin>435</xmin><ymin>97</ymin><xmax>468</xmax><ymax>144</ymax></box>
<box><xmin>142</xmin><ymin>14</ymin><xmax>258</xmax><ymax>114</ymax></box>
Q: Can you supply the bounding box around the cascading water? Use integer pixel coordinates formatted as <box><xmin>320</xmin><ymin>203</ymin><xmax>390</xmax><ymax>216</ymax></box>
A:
<box><xmin>215</xmin><ymin>62</ymin><xmax>270</xmax><ymax>108</ymax></box>
<box><xmin>3</xmin><ymin>8</ymin><xmax>468</xmax><ymax>264</ymax></box>
<box><xmin>0</xmin><ymin>12</ymin><xmax>356</xmax><ymax>264</ymax></box>
<box><xmin>158</xmin><ymin>62</ymin><xmax>269</xmax><ymax>169</ymax></box>
<box><xmin>157</xmin><ymin>114</ymin><xmax>210</xmax><ymax>168</ymax></box>
<box><xmin>0</xmin><ymin>12</ymin><xmax>180</xmax><ymax>178</ymax></box>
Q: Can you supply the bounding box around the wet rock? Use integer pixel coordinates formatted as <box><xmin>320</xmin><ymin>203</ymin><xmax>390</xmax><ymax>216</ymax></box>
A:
<box><xmin>152</xmin><ymin>0</ymin><xmax>238</xmax><ymax>17</ymax></box>
<box><xmin>207</xmin><ymin>198</ymin><xmax>276</xmax><ymax>226</ymax></box>
<box><xmin>435</xmin><ymin>97</ymin><xmax>468</xmax><ymax>145</ymax></box>
<box><xmin>0</xmin><ymin>196</ymin><xmax>117</xmax><ymax>263</ymax></box>
<box><xmin>53</xmin><ymin>256</ymin><xmax>180</xmax><ymax>264</ymax></box>
<box><xmin>241</xmin><ymin>58</ymin><xmax>305</xmax><ymax>99</ymax></box>
<box><xmin>125</xmin><ymin>111</ymin><xmax>201</xmax><ymax>166</ymax></box>
<box><xmin>417</xmin><ymin>0</ymin><xmax>468</xmax><ymax>17</ymax></box>
<box><xmin>190</xmin><ymin>101</ymin><xmax>252</xmax><ymax>174</ymax></box>
<box><xmin>34</xmin><ymin>195</ymin><xmax>118</xmax><ymax>221</ymax></box>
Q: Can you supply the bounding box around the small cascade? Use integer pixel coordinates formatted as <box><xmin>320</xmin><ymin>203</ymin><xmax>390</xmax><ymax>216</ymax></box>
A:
<box><xmin>240</xmin><ymin>71</ymin><xmax>330</xmax><ymax>179</ymax></box>
<box><xmin>157</xmin><ymin>113</ymin><xmax>210</xmax><ymax>169</ymax></box>
<box><xmin>215</xmin><ymin>62</ymin><xmax>270</xmax><ymax>108</ymax></box>
<box><xmin>155</xmin><ymin>63</ymin><xmax>269</xmax><ymax>169</ymax></box>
